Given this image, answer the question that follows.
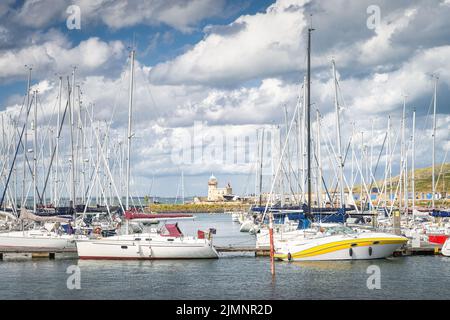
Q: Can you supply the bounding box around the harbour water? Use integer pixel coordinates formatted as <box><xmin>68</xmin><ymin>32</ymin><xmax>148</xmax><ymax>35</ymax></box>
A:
<box><xmin>1</xmin><ymin>214</ymin><xmax>449</xmax><ymax>300</ymax></box>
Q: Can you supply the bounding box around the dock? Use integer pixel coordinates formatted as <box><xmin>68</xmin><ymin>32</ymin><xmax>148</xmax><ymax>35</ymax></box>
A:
<box><xmin>216</xmin><ymin>243</ymin><xmax>444</xmax><ymax>257</ymax></box>
<box><xmin>0</xmin><ymin>247</ymin><xmax>77</xmax><ymax>260</ymax></box>
<box><xmin>0</xmin><ymin>243</ymin><xmax>444</xmax><ymax>260</ymax></box>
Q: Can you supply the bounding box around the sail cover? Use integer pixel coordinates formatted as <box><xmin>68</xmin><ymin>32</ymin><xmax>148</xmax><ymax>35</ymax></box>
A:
<box><xmin>19</xmin><ymin>209</ymin><xmax>71</xmax><ymax>223</ymax></box>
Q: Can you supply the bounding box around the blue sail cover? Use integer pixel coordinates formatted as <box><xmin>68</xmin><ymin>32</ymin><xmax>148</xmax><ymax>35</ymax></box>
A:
<box><xmin>431</xmin><ymin>210</ymin><xmax>450</xmax><ymax>218</ymax></box>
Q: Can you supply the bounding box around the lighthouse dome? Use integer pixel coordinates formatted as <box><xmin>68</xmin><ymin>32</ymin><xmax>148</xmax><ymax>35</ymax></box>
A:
<box><xmin>208</xmin><ymin>174</ymin><xmax>218</xmax><ymax>185</ymax></box>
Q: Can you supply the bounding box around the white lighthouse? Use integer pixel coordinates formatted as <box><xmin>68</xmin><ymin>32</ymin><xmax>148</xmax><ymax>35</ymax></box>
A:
<box><xmin>207</xmin><ymin>174</ymin><xmax>232</xmax><ymax>201</ymax></box>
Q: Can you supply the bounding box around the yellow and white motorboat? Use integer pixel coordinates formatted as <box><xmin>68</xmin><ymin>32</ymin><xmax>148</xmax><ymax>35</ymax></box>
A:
<box><xmin>274</xmin><ymin>225</ymin><xmax>408</xmax><ymax>261</ymax></box>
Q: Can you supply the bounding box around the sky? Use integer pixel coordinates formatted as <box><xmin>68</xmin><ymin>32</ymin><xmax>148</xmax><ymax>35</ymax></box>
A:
<box><xmin>0</xmin><ymin>0</ymin><xmax>449</xmax><ymax>199</ymax></box>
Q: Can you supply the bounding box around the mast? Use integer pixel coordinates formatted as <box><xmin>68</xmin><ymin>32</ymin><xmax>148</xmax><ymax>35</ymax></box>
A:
<box><xmin>306</xmin><ymin>26</ymin><xmax>314</xmax><ymax>219</ymax></box>
<box><xmin>55</xmin><ymin>76</ymin><xmax>62</xmax><ymax>207</ymax></box>
<box><xmin>126</xmin><ymin>49</ymin><xmax>135</xmax><ymax>211</ymax></box>
<box><xmin>69</xmin><ymin>69</ymin><xmax>76</xmax><ymax>212</ymax></box>
<box><xmin>360</xmin><ymin>131</ymin><xmax>364</xmax><ymax>208</ymax></box>
<box><xmin>388</xmin><ymin>116</ymin><xmax>395</xmax><ymax>205</ymax></box>
<box><xmin>258</xmin><ymin>129</ymin><xmax>265</xmax><ymax>207</ymax></box>
<box><xmin>21</xmin><ymin>66</ymin><xmax>32</xmax><ymax>211</ymax></box>
<box><xmin>400</xmin><ymin>96</ymin><xmax>406</xmax><ymax>212</ymax></box>
<box><xmin>301</xmin><ymin>75</ymin><xmax>307</xmax><ymax>204</ymax></box>
<box><xmin>332</xmin><ymin>59</ymin><xmax>344</xmax><ymax>209</ymax></box>
<box><xmin>181</xmin><ymin>170</ymin><xmax>185</xmax><ymax>205</ymax></box>
<box><xmin>33</xmin><ymin>90</ymin><xmax>37</xmax><ymax>212</ymax></box>
<box><xmin>432</xmin><ymin>76</ymin><xmax>438</xmax><ymax>209</ymax></box>
<box><xmin>412</xmin><ymin>108</ymin><xmax>416</xmax><ymax>216</ymax></box>
<box><xmin>316</xmin><ymin>109</ymin><xmax>322</xmax><ymax>207</ymax></box>
<box><xmin>384</xmin><ymin>116</ymin><xmax>392</xmax><ymax>207</ymax></box>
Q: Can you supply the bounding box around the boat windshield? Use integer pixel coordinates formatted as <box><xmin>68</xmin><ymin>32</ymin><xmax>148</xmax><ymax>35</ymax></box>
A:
<box><xmin>321</xmin><ymin>225</ymin><xmax>356</xmax><ymax>236</ymax></box>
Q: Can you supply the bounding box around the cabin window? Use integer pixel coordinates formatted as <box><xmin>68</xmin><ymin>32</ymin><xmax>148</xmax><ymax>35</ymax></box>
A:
<box><xmin>134</xmin><ymin>238</ymin><xmax>141</xmax><ymax>241</ymax></box>
<box><xmin>145</xmin><ymin>238</ymin><xmax>151</xmax><ymax>241</ymax></box>
<box><xmin>121</xmin><ymin>246</ymin><xmax>128</xmax><ymax>249</ymax></box>
<box><xmin>167</xmin><ymin>239</ymin><xmax>174</xmax><ymax>242</ymax></box>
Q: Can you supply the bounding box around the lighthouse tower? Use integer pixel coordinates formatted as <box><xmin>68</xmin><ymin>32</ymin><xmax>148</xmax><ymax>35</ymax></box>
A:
<box><xmin>207</xmin><ymin>174</ymin><xmax>218</xmax><ymax>201</ymax></box>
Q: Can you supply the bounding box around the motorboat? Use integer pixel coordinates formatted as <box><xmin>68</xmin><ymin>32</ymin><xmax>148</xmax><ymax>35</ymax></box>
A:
<box><xmin>274</xmin><ymin>225</ymin><xmax>408</xmax><ymax>261</ymax></box>
<box><xmin>76</xmin><ymin>222</ymin><xmax>219</xmax><ymax>260</ymax></box>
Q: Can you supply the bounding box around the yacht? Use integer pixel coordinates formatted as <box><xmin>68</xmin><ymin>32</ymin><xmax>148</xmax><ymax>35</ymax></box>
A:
<box><xmin>76</xmin><ymin>222</ymin><xmax>219</xmax><ymax>260</ymax></box>
<box><xmin>0</xmin><ymin>223</ymin><xmax>76</xmax><ymax>251</ymax></box>
<box><xmin>274</xmin><ymin>224</ymin><xmax>408</xmax><ymax>261</ymax></box>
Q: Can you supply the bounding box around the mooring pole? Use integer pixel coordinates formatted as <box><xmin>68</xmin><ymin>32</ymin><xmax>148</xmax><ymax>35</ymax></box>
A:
<box><xmin>269</xmin><ymin>212</ymin><xmax>275</xmax><ymax>277</ymax></box>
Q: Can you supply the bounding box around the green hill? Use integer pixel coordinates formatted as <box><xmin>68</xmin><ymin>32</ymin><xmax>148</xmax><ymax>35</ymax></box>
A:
<box><xmin>351</xmin><ymin>163</ymin><xmax>450</xmax><ymax>193</ymax></box>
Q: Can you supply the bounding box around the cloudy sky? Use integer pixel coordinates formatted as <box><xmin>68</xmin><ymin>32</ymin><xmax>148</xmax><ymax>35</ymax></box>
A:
<box><xmin>0</xmin><ymin>0</ymin><xmax>449</xmax><ymax>198</ymax></box>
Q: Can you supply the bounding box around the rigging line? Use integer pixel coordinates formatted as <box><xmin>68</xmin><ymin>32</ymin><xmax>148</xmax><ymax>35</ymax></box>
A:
<box><xmin>0</xmin><ymin>97</ymin><xmax>33</xmax><ymax>209</ymax></box>
<box><xmin>434</xmin><ymin>149</ymin><xmax>448</xmax><ymax>192</ymax></box>
<box><xmin>261</xmin><ymin>93</ymin><xmax>299</xmax><ymax>222</ymax></box>
<box><xmin>361</xmin><ymin>131</ymin><xmax>387</xmax><ymax>210</ymax></box>
<box><xmin>40</xmin><ymin>99</ymin><xmax>69</xmax><ymax>202</ymax></box>
<box><xmin>14</xmin><ymin>125</ymin><xmax>43</xmax><ymax>204</ymax></box>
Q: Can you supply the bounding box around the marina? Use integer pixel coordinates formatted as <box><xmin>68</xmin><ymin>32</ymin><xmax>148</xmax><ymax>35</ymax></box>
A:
<box><xmin>1</xmin><ymin>213</ymin><xmax>450</xmax><ymax>300</ymax></box>
<box><xmin>0</xmin><ymin>0</ymin><xmax>449</xmax><ymax>303</ymax></box>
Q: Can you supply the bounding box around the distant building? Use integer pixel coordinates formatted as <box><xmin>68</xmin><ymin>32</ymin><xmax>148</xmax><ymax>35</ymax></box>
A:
<box><xmin>207</xmin><ymin>174</ymin><xmax>232</xmax><ymax>201</ymax></box>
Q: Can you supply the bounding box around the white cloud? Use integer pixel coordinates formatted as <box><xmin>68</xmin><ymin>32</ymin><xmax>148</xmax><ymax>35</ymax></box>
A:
<box><xmin>11</xmin><ymin>0</ymin><xmax>226</xmax><ymax>32</ymax></box>
<box><xmin>149</xmin><ymin>0</ymin><xmax>308</xmax><ymax>85</ymax></box>
<box><xmin>0</xmin><ymin>36</ymin><xmax>124</xmax><ymax>80</ymax></box>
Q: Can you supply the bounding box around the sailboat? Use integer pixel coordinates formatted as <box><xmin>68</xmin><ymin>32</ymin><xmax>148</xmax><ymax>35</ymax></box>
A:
<box><xmin>0</xmin><ymin>209</ymin><xmax>76</xmax><ymax>251</ymax></box>
<box><xmin>0</xmin><ymin>69</ymin><xmax>80</xmax><ymax>251</ymax></box>
<box><xmin>269</xmin><ymin>27</ymin><xmax>407</xmax><ymax>262</ymax></box>
<box><xmin>442</xmin><ymin>238</ymin><xmax>450</xmax><ymax>257</ymax></box>
<box><xmin>75</xmin><ymin>49</ymin><xmax>218</xmax><ymax>260</ymax></box>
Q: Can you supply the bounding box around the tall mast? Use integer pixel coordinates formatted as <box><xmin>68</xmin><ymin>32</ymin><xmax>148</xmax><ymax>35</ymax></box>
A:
<box><xmin>412</xmin><ymin>108</ymin><xmax>416</xmax><ymax>216</ymax></box>
<box><xmin>332</xmin><ymin>59</ymin><xmax>344</xmax><ymax>209</ymax></box>
<box><xmin>385</xmin><ymin>116</ymin><xmax>390</xmax><ymax>207</ymax></box>
<box><xmin>69</xmin><ymin>69</ymin><xmax>76</xmax><ymax>211</ymax></box>
<box><xmin>301</xmin><ymin>75</ymin><xmax>307</xmax><ymax>204</ymax></box>
<box><xmin>21</xmin><ymin>66</ymin><xmax>32</xmax><ymax>210</ymax></box>
<box><xmin>33</xmin><ymin>90</ymin><xmax>37</xmax><ymax>212</ymax></box>
<box><xmin>388</xmin><ymin>116</ymin><xmax>392</xmax><ymax>205</ymax></box>
<box><xmin>126</xmin><ymin>49</ymin><xmax>135</xmax><ymax>211</ymax></box>
<box><xmin>258</xmin><ymin>129</ymin><xmax>265</xmax><ymax>207</ymax></box>
<box><xmin>401</xmin><ymin>96</ymin><xmax>406</xmax><ymax>213</ymax></box>
<box><xmin>316</xmin><ymin>109</ymin><xmax>322</xmax><ymax>207</ymax></box>
<box><xmin>54</xmin><ymin>76</ymin><xmax>62</xmax><ymax>207</ymax></box>
<box><xmin>432</xmin><ymin>76</ymin><xmax>438</xmax><ymax>209</ymax></box>
<box><xmin>306</xmin><ymin>26</ymin><xmax>314</xmax><ymax>219</ymax></box>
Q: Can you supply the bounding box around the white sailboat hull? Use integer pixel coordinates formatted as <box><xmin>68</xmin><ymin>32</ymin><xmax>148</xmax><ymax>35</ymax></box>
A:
<box><xmin>442</xmin><ymin>238</ymin><xmax>450</xmax><ymax>257</ymax></box>
<box><xmin>76</xmin><ymin>234</ymin><xmax>219</xmax><ymax>260</ymax></box>
<box><xmin>0</xmin><ymin>231</ymin><xmax>76</xmax><ymax>251</ymax></box>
